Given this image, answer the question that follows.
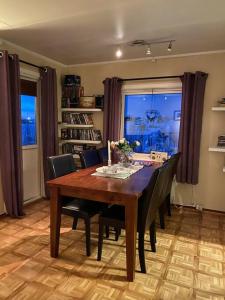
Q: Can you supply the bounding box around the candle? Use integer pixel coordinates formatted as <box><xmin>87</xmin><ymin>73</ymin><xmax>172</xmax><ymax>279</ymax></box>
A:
<box><xmin>108</xmin><ymin>140</ymin><xmax>111</xmax><ymax>166</ymax></box>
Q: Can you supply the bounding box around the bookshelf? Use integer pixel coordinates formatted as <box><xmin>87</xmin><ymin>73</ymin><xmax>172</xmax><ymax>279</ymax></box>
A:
<box><xmin>209</xmin><ymin>105</ymin><xmax>225</xmax><ymax>172</ymax></box>
<box><xmin>59</xmin><ymin>75</ymin><xmax>103</xmax><ymax>167</ymax></box>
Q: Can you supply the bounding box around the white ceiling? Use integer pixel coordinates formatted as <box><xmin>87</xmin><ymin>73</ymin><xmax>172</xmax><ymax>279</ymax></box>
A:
<box><xmin>0</xmin><ymin>0</ymin><xmax>225</xmax><ymax>65</ymax></box>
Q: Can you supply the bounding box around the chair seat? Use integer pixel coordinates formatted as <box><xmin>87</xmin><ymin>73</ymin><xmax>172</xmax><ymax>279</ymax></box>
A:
<box><xmin>62</xmin><ymin>198</ymin><xmax>107</xmax><ymax>217</ymax></box>
<box><xmin>100</xmin><ymin>204</ymin><xmax>125</xmax><ymax>222</ymax></box>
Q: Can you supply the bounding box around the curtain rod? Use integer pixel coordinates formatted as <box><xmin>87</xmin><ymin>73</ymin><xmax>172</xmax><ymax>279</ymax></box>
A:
<box><xmin>119</xmin><ymin>75</ymin><xmax>182</xmax><ymax>82</ymax></box>
<box><xmin>19</xmin><ymin>59</ymin><xmax>46</xmax><ymax>71</ymax></box>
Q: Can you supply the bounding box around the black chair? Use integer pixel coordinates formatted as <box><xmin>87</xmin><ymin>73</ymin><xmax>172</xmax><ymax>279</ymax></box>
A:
<box><xmin>97</xmin><ymin>163</ymin><xmax>170</xmax><ymax>273</ymax></box>
<box><xmin>80</xmin><ymin>149</ymin><xmax>101</xmax><ymax>168</ymax></box>
<box><xmin>158</xmin><ymin>152</ymin><xmax>181</xmax><ymax>229</ymax></box>
<box><xmin>97</xmin><ymin>147</ymin><xmax>108</xmax><ymax>164</ymax></box>
<box><xmin>48</xmin><ymin>154</ymin><xmax>107</xmax><ymax>256</ymax></box>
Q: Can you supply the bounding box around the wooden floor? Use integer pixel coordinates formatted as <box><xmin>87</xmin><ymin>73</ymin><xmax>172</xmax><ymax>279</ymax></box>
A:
<box><xmin>0</xmin><ymin>200</ymin><xmax>224</xmax><ymax>299</ymax></box>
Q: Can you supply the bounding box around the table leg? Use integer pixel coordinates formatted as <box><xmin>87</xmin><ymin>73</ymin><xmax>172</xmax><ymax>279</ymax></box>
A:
<box><xmin>125</xmin><ymin>199</ymin><xmax>138</xmax><ymax>281</ymax></box>
<box><xmin>50</xmin><ymin>187</ymin><xmax>61</xmax><ymax>257</ymax></box>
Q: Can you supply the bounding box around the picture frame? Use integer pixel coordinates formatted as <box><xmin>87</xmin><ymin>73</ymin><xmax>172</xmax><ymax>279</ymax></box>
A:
<box><xmin>174</xmin><ymin>110</ymin><xmax>181</xmax><ymax>121</ymax></box>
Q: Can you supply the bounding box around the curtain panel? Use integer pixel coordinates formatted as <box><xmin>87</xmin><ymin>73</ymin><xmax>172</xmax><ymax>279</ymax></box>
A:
<box><xmin>177</xmin><ymin>71</ymin><xmax>208</xmax><ymax>184</ymax></box>
<box><xmin>40</xmin><ymin>67</ymin><xmax>58</xmax><ymax>197</ymax></box>
<box><xmin>0</xmin><ymin>50</ymin><xmax>24</xmax><ymax>217</ymax></box>
<box><xmin>103</xmin><ymin>77</ymin><xmax>122</xmax><ymax>144</ymax></box>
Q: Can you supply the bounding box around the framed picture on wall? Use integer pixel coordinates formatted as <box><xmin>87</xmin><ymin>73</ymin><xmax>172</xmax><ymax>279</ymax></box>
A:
<box><xmin>174</xmin><ymin>110</ymin><xmax>181</xmax><ymax>121</ymax></box>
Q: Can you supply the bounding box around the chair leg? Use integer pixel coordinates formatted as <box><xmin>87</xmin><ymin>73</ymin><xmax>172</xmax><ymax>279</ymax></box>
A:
<box><xmin>166</xmin><ymin>194</ymin><xmax>171</xmax><ymax>216</ymax></box>
<box><xmin>105</xmin><ymin>225</ymin><xmax>110</xmax><ymax>238</ymax></box>
<box><xmin>115</xmin><ymin>227</ymin><xmax>121</xmax><ymax>241</ymax></box>
<box><xmin>159</xmin><ymin>209</ymin><xmax>165</xmax><ymax>229</ymax></box>
<box><xmin>150</xmin><ymin>221</ymin><xmax>156</xmax><ymax>252</ymax></box>
<box><xmin>72</xmin><ymin>217</ymin><xmax>78</xmax><ymax>230</ymax></box>
<box><xmin>84</xmin><ymin>218</ymin><xmax>91</xmax><ymax>256</ymax></box>
<box><xmin>97</xmin><ymin>219</ymin><xmax>104</xmax><ymax>261</ymax></box>
<box><xmin>138</xmin><ymin>232</ymin><xmax>146</xmax><ymax>273</ymax></box>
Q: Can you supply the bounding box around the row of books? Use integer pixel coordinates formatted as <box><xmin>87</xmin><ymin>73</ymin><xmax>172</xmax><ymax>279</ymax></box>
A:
<box><xmin>217</xmin><ymin>98</ymin><xmax>225</xmax><ymax>106</ymax></box>
<box><xmin>61</xmin><ymin>128</ymin><xmax>102</xmax><ymax>141</ymax></box>
<box><xmin>217</xmin><ymin>135</ymin><xmax>225</xmax><ymax>147</ymax></box>
<box><xmin>62</xmin><ymin>143</ymin><xmax>96</xmax><ymax>154</ymax></box>
<box><xmin>62</xmin><ymin>112</ymin><xmax>93</xmax><ymax>125</ymax></box>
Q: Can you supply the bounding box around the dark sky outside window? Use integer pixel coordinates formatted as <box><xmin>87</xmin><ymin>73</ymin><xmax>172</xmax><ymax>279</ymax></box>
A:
<box><xmin>21</xmin><ymin>95</ymin><xmax>37</xmax><ymax>146</ymax></box>
<box><xmin>124</xmin><ymin>93</ymin><xmax>182</xmax><ymax>155</ymax></box>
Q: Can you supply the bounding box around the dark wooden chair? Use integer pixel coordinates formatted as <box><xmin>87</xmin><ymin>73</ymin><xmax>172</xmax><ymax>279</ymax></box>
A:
<box><xmin>158</xmin><ymin>152</ymin><xmax>181</xmax><ymax>229</ymax></box>
<box><xmin>97</xmin><ymin>163</ymin><xmax>170</xmax><ymax>273</ymax></box>
<box><xmin>48</xmin><ymin>154</ymin><xmax>107</xmax><ymax>256</ymax></box>
<box><xmin>80</xmin><ymin>149</ymin><xmax>101</xmax><ymax>168</ymax></box>
<box><xmin>97</xmin><ymin>147</ymin><xmax>108</xmax><ymax>164</ymax></box>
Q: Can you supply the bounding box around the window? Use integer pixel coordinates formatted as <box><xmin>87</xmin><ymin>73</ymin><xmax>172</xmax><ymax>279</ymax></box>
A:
<box><xmin>123</xmin><ymin>91</ymin><xmax>182</xmax><ymax>155</ymax></box>
<box><xmin>21</xmin><ymin>95</ymin><xmax>37</xmax><ymax>146</ymax></box>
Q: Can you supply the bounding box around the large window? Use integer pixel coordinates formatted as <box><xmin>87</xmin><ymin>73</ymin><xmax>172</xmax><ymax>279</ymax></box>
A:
<box><xmin>124</xmin><ymin>92</ymin><xmax>182</xmax><ymax>155</ymax></box>
<box><xmin>21</xmin><ymin>95</ymin><xmax>37</xmax><ymax>146</ymax></box>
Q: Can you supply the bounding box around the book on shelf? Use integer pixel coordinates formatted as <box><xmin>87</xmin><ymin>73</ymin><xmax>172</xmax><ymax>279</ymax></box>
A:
<box><xmin>62</xmin><ymin>143</ymin><xmax>96</xmax><ymax>155</ymax></box>
<box><xmin>62</xmin><ymin>112</ymin><xmax>93</xmax><ymax>125</ymax></box>
<box><xmin>61</xmin><ymin>128</ymin><xmax>102</xmax><ymax>141</ymax></box>
<box><xmin>217</xmin><ymin>135</ymin><xmax>225</xmax><ymax>147</ymax></box>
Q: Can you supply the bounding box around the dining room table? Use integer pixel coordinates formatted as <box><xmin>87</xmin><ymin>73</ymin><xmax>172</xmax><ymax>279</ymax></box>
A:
<box><xmin>47</xmin><ymin>163</ymin><xmax>158</xmax><ymax>282</ymax></box>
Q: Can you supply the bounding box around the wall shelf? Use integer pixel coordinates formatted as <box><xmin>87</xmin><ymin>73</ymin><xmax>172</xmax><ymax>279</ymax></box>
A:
<box><xmin>211</xmin><ymin>107</ymin><xmax>225</xmax><ymax>111</ymax></box>
<box><xmin>60</xmin><ymin>123</ymin><xmax>94</xmax><ymax>128</ymax></box>
<box><xmin>208</xmin><ymin>147</ymin><xmax>225</xmax><ymax>153</ymax></box>
<box><xmin>60</xmin><ymin>139</ymin><xmax>102</xmax><ymax>145</ymax></box>
<box><xmin>61</xmin><ymin>108</ymin><xmax>102</xmax><ymax>112</ymax></box>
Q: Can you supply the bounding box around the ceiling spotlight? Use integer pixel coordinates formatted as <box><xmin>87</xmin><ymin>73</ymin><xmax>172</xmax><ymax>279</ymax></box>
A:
<box><xmin>115</xmin><ymin>48</ymin><xmax>122</xmax><ymax>58</ymax></box>
<box><xmin>145</xmin><ymin>45</ymin><xmax>152</xmax><ymax>56</ymax></box>
<box><xmin>167</xmin><ymin>41</ymin><xmax>172</xmax><ymax>52</ymax></box>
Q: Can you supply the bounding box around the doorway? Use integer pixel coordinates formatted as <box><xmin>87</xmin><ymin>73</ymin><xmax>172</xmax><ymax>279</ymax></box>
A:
<box><xmin>20</xmin><ymin>76</ymin><xmax>41</xmax><ymax>202</ymax></box>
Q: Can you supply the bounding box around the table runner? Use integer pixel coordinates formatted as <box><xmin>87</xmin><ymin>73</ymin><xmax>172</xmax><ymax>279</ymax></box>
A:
<box><xmin>92</xmin><ymin>165</ymin><xmax>144</xmax><ymax>179</ymax></box>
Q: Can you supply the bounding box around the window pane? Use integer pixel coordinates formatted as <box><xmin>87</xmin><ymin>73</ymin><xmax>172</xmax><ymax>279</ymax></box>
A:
<box><xmin>124</xmin><ymin>93</ymin><xmax>182</xmax><ymax>155</ymax></box>
<box><xmin>21</xmin><ymin>95</ymin><xmax>37</xmax><ymax>146</ymax></box>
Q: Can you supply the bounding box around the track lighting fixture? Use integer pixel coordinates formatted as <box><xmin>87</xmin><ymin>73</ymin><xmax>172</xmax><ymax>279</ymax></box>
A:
<box><xmin>167</xmin><ymin>41</ymin><xmax>172</xmax><ymax>52</ymax></box>
<box><xmin>128</xmin><ymin>39</ymin><xmax>175</xmax><ymax>56</ymax></box>
<box><xmin>115</xmin><ymin>48</ymin><xmax>122</xmax><ymax>58</ymax></box>
<box><xmin>145</xmin><ymin>45</ymin><xmax>152</xmax><ymax>56</ymax></box>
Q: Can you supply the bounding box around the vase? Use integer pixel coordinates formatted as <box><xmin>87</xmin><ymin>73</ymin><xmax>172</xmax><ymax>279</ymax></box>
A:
<box><xmin>116</xmin><ymin>149</ymin><xmax>132</xmax><ymax>167</ymax></box>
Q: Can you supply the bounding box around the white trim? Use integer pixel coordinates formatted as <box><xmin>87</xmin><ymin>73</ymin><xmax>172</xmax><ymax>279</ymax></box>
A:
<box><xmin>121</xmin><ymin>81</ymin><xmax>182</xmax><ymax>139</ymax></box>
<box><xmin>67</xmin><ymin>49</ymin><xmax>225</xmax><ymax>67</ymax></box>
<box><xmin>1</xmin><ymin>38</ymin><xmax>64</xmax><ymax>67</ymax></box>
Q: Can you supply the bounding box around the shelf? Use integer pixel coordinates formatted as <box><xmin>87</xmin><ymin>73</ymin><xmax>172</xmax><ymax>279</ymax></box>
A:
<box><xmin>59</xmin><ymin>140</ymin><xmax>102</xmax><ymax>145</ymax></box>
<box><xmin>211</xmin><ymin>107</ymin><xmax>225</xmax><ymax>111</ymax></box>
<box><xmin>60</xmin><ymin>123</ymin><xmax>94</xmax><ymax>128</ymax></box>
<box><xmin>61</xmin><ymin>108</ymin><xmax>102</xmax><ymax>112</ymax></box>
<box><xmin>208</xmin><ymin>147</ymin><xmax>225</xmax><ymax>153</ymax></box>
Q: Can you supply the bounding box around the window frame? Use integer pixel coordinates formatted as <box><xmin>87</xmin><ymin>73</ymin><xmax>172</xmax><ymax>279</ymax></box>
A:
<box><xmin>20</xmin><ymin>68</ymin><xmax>40</xmax><ymax>150</ymax></box>
<box><xmin>121</xmin><ymin>80</ymin><xmax>182</xmax><ymax>151</ymax></box>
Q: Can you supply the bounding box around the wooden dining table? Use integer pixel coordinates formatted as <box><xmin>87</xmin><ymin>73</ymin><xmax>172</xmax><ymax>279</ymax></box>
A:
<box><xmin>47</xmin><ymin>164</ymin><xmax>157</xmax><ymax>281</ymax></box>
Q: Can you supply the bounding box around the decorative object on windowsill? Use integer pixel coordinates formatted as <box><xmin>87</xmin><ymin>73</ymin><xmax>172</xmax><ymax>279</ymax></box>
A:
<box><xmin>217</xmin><ymin>98</ymin><xmax>225</xmax><ymax>107</ymax></box>
<box><xmin>111</xmin><ymin>138</ymin><xmax>140</xmax><ymax>167</ymax></box>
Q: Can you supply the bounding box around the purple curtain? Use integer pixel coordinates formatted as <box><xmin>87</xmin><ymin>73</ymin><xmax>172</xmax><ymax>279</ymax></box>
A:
<box><xmin>103</xmin><ymin>77</ymin><xmax>122</xmax><ymax>144</ymax></box>
<box><xmin>177</xmin><ymin>71</ymin><xmax>208</xmax><ymax>184</ymax></box>
<box><xmin>0</xmin><ymin>51</ymin><xmax>23</xmax><ymax>217</ymax></box>
<box><xmin>40</xmin><ymin>67</ymin><xmax>58</xmax><ymax>196</ymax></box>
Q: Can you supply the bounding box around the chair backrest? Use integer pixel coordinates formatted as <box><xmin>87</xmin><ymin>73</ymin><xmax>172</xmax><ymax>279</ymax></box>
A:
<box><xmin>97</xmin><ymin>147</ymin><xmax>108</xmax><ymax>163</ymax></box>
<box><xmin>138</xmin><ymin>163</ymin><xmax>170</xmax><ymax>232</ymax></box>
<box><xmin>80</xmin><ymin>149</ymin><xmax>101</xmax><ymax>168</ymax></box>
<box><xmin>164</xmin><ymin>152</ymin><xmax>181</xmax><ymax>197</ymax></box>
<box><xmin>48</xmin><ymin>154</ymin><xmax>76</xmax><ymax>179</ymax></box>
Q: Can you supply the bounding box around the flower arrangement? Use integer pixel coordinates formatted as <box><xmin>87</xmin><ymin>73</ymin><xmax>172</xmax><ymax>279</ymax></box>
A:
<box><xmin>111</xmin><ymin>138</ymin><xmax>140</xmax><ymax>154</ymax></box>
<box><xmin>111</xmin><ymin>138</ymin><xmax>140</xmax><ymax>165</ymax></box>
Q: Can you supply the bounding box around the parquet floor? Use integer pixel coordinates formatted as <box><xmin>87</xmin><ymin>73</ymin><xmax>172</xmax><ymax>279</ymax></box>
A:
<box><xmin>0</xmin><ymin>199</ymin><xmax>224</xmax><ymax>299</ymax></box>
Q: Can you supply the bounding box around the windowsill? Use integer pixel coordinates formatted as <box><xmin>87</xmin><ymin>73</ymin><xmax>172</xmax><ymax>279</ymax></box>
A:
<box><xmin>22</xmin><ymin>145</ymin><xmax>38</xmax><ymax>150</ymax></box>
